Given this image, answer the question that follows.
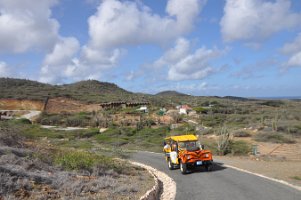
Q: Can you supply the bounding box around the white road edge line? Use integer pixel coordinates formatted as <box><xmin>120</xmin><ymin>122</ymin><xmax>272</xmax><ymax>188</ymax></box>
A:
<box><xmin>224</xmin><ymin>164</ymin><xmax>301</xmax><ymax>191</ymax></box>
<box><xmin>140</xmin><ymin>151</ymin><xmax>301</xmax><ymax>192</ymax></box>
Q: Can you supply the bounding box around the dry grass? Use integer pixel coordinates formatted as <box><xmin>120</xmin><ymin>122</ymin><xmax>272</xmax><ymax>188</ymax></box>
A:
<box><xmin>0</xmin><ymin>122</ymin><xmax>153</xmax><ymax>199</ymax></box>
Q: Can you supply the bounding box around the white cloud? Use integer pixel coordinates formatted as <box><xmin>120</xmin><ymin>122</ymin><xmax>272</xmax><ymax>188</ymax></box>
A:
<box><xmin>281</xmin><ymin>33</ymin><xmax>301</xmax><ymax>68</ymax></box>
<box><xmin>287</xmin><ymin>52</ymin><xmax>301</xmax><ymax>67</ymax></box>
<box><xmin>87</xmin><ymin>0</ymin><xmax>205</xmax><ymax>49</ymax></box>
<box><xmin>220</xmin><ymin>0</ymin><xmax>301</xmax><ymax>42</ymax></box>
<box><xmin>282</xmin><ymin>34</ymin><xmax>301</xmax><ymax>55</ymax></box>
<box><xmin>39</xmin><ymin>37</ymin><xmax>80</xmax><ymax>83</ymax></box>
<box><xmin>125</xmin><ymin>71</ymin><xmax>135</xmax><ymax>81</ymax></box>
<box><xmin>0</xmin><ymin>0</ymin><xmax>59</xmax><ymax>53</ymax></box>
<box><xmin>153</xmin><ymin>38</ymin><xmax>190</xmax><ymax>68</ymax></box>
<box><xmin>38</xmin><ymin>0</ymin><xmax>206</xmax><ymax>84</ymax></box>
<box><xmin>0</xmin><ymin>0</ymin><xmax>206</xmax><ymax>84</ymax></box>
<box><xmin>81</xmin><ymin>46</ymin><xmax>123</xmax><ymax>67</ymax></box>
<box><xmin>0</xmin><ymin>61</ymin><xmax>10</xmax><ymax>76</ymax></box>
<box><xmin>153</xmin><ymin>38</ymin><xmax>223</xmax><ymax>81</ymax></box>
<box><xmin>39</xmin><ymin>37</ymin><xmax>124</xmax><ymax>84</ymax></box>
<box><xmin>44</xmin><ymin>38</ymin><xmax>80</xmax><ymax>67</ymax></box>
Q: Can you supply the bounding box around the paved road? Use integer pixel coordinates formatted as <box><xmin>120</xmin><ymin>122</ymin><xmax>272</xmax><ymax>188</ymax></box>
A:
<box><xmin>131</xmin><ymin>151</ymin><xmax>301</xmax><ymax>200</ymax></box>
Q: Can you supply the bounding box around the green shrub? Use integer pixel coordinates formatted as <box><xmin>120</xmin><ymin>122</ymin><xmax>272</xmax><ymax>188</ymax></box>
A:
<box><xmin>73</xmin><ymin>128</ymin><xmax>99</xmax><ymax>138</ymax></box>
<box><xmin>193</xmin><ymin>107</ymin><xmax>208</xmax><ymax>114</ymax></box>
<box><xmin>290</xmin><ymin>125</ymin><xmax>301</xmax><ymax>136</ymax></box>
<box><xmin>16</xmin><ymin>118</ymin><xmax>32</xmax><ymax>124</ymax></box>
<box><xmin>54</xmin><ymin>150</ymin><xmax>103</xmax><ymax>171</ymax></box>
<box><xmin>201</xmin><ymin>114</ymin><xmax>227</xmax><ymax>127</ymax></box>
<box><xmin>259</xmin><ymin>100</ymin><xmax>284</xmax><ymax>107</ymax></box>
<box><xmin>200</xmin><ymin>128</ymin><xmax>214</xmax><ymax>135</ymax></box>
<box><xmin>233</xmin><ymin>131</ymin><xmax>251</xmax><ymax>137</ymax></box>
<box><xmin>227</xmin><ymin>140</ymin><xmax>251</xmax><ymax>155</ymax></box>
<box><xmin>254</xmin><ymin>132</ymin><xmax>296</xmax><ymax>144</ymax></box>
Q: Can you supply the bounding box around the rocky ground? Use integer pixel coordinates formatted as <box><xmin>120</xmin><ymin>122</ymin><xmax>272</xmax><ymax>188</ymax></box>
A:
<box><xmin>0</xmin><ymin>125</ymin><xmax>154</xmax><ymax>200</ymax></box>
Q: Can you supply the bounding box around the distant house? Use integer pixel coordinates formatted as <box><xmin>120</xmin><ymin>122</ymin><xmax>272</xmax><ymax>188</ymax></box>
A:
<box><xmin>100</xmin><ymin>101</ymin><xmax>149</xmax><ymax>109</ymax></box>
<box><xmin>178</xmin><ymin>105</ymin><xmax>192</xmax><ymax>115</ymax></box>
<box><xmin>137</xmin><ymin>106</ymin><xmax>148</xmax><ymax>113</ymax></box>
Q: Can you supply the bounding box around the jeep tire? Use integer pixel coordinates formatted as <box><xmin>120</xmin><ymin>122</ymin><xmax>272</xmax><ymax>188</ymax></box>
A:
<box><xmin>180</xmin><ymin>161</ymin><xmax>187</xmax><ymax>174</ymax></box>
<box><xmin>205</xmin><ymin>164</ymin><xmax>213</xmax><ymax>171</ymax></box>
<box><xmin>168</xmin><ymin>159</ymin><xmax>174</xmax><ymax>170</ymax></box>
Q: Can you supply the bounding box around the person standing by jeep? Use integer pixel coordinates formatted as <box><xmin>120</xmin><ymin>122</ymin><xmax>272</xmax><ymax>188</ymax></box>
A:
<box><xmin>163</xmin><ymin>141</ymin><xmax>171</xmax><ymax>155</ymax></box>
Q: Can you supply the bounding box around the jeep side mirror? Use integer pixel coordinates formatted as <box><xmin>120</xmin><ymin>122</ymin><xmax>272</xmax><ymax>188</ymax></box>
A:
<box><xmin>201</xmin><ymin>145</ymin><xmax>205</xmax><ymax>149</ymax></box>
<box><xmin>163</xmin><ymin>141</ymin><xmax>166</xmax><ymax>146</ymax></box>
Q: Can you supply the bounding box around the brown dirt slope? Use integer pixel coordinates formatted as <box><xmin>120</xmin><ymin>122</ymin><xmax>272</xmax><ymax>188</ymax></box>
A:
<box><xmin>45</xmin><ymin>97</ymin><xmax>102</xmax><ymax>114</ymax></box>
<box><xmin>0</xmin><ymin>99</ymin><xmax>45</xmax><ymax>110</ymax></box>
<box><xmin>0</xmin><ymin>98</ymin><xmax>102</xmax><ymax>114</ymax></box>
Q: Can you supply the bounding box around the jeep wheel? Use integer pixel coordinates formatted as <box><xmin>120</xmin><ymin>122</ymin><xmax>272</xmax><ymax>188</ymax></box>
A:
<box><xmin>168</xmin><ymin>159</ymin><xmax>174</xmax><ymax>170</ymax></box>
<box><xmin>180</xmin><ymin>162</ymin><xmax>187</xmax><ymax>174</ymax></box>
<box><xmin>205</xmin><ymin>164</ymin><xmax>213</xmax><ymax>172</ymax></box>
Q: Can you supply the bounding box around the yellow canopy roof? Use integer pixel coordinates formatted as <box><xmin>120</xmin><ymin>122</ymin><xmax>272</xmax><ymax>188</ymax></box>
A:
<box><xmin>165</xmin><ymin>134</ymin><xmax>198</xmax><ymax>142</ymax></box>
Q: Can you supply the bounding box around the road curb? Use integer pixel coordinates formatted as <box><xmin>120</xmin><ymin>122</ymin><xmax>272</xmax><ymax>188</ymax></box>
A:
<box><xmin>224</xmin><ymin>164</ymin><xmax>301</xmax><ymax>191</ymax></box>
<box><xmin>130</xmin><ymin>161</ymin><xmax>176</xmax><ymax>200</ymax></box>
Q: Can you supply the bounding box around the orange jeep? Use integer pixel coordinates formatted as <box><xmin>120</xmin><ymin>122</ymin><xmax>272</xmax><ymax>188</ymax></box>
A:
<box><xmin>163</xmin><ymin>134</ymin><xmax>213</xmax><ymax>174</ymax></box>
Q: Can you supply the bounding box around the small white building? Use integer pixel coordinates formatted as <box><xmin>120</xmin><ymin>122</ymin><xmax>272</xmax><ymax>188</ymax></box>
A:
<box><xmin>177</xmin><ymin>105</ymin><xmax>192</xmax><ymax>115</ymax></box>
<box><xmin>179</xmin><ymin>108</ymin><xmax>188</xmax><ymax>115</ymax></box>
<box><xmin>137</xmin><ymin>106</ymin><xmax>148</xmax><ymax>113</ymax></box>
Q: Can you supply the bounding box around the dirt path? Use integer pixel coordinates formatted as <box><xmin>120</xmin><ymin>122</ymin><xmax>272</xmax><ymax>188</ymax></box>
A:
<box><xmin>40</xmin><ymin>125</ymin><xmax>88</xmax><ymax>131</ymax></box>
<box><xmin>0</xmin><ymin>110</ymin><xmax>41</xmax><ymax>121</ymax></box>
<box><xmin>21</xmin><ymin>110</ymin><xmax>41</xmax><ymax>121</ymax></box>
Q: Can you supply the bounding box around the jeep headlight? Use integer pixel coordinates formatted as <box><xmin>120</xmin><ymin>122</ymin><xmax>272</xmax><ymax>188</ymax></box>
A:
<box><xmin>186</xmin><ymin>155</ymin><xmax>191</xmax><ymax>159</ymax></box>
<box><xmin>205</xmin><ymin>154</ymin><xmax>209</xmax><ymax>158</ymax></box>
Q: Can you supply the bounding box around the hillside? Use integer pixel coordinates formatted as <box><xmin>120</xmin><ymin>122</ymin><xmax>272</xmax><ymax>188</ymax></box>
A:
<box><xmin>0</xmin><ymin>78</ymin><xmax>57</xmax><ymax>101</ymax></box>
<box><xmin>0</xmin><ymin>78</ymin><xmax>210</xmax><ymax>106</ymax></box>
<box><xmin>0</xmin><ymin>78</ymin><xmax>146</xmax><ymax>103</ymax></box>
<box><xmin>156</xmin><ymin>90</ymin><xmax>189</xmax><ymax>97</ymax></box>
<box><xmin>0</xmin><ymin>78</ymin><xmax>284</xmax><ymax>108</ymax></box>
<box><xmin>61</xmin><ymin>80</ymin><xmax>143</xmax><ymax>103</ymax></box>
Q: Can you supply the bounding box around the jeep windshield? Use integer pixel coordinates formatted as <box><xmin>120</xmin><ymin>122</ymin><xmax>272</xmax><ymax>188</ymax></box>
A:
<box><xmin>178</xmin><ymin>141</ymin><xmax>200</xmax><ymax>150</ymax></box>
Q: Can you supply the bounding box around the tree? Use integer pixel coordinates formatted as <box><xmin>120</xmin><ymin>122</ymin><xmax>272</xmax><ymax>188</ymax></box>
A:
<box><xmin>216</xmin><ymin>127</ymin><xmax>232</xmax><ymax>155</ymax></box>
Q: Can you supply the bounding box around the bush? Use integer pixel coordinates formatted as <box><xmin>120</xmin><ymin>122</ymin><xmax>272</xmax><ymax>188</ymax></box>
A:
<box><xmin>0</xmin><ymin>122</ymin><xmax>24</xmax><ymax>147</ymax></box>
<box><xmin>259</xmin><ymin>100</ymin><xmax>284</xmax><ymax>107</ymax></box>
<box><xmin>201</xmin><ymin>114</ymin><xmax>227</xmax><ymax>127</ymax></box>
<box><xmin>54</xmin><ymin>150</ymin><xmax>118</xmax><ymax>173</ymax></box>
<box><xmin>193</xmin><ymin>107</ymin><xmax>208</xmax><ymax>114</ymax></box>
<box><xmin>16</xmin><ymin>118</ymin><xmax>32</xmax><ymax>124</ymax></box>
<box><xmin>74</xmin><ymin>129</ymin><xmax>99</xmax><ymax>138</ymax></box>
<box><xmin>55</xmin><ymin>151</ymin><xmax>95</xmax><ymax>171</ymax></box>
<box><xmin>227</xmin><ymin>140</ymin><xmax>251</xmax><ymax>155</ymax></box>
<box><xmin>200</xmin><ymin>128</ymin><xmax>214</xmax><ymax>135</ymax></box>
<box><xmin>289</xmin><ymin>125</ymin><xmax>301</xmax><ymax>136</ymax></box>
<box><xmin>254</xmin><ymin>132</ymin><xmax>296</xmax><ymax>144</ymax></box>
<box><xmin>233</xmin><ymin>131</ymin><xmax>251</xmax><ymax>137</ymax></box>
<box><xmin>277</xmin><ymin>126</ymin><xmax>301</xmax><ymax>136</ymax></box>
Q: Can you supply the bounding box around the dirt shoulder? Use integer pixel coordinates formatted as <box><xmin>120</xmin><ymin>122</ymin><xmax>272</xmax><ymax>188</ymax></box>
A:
<box><xmin>215</xmin><ymin>155</ymin><xmax>301</xmax><ymax>187</ymax></box>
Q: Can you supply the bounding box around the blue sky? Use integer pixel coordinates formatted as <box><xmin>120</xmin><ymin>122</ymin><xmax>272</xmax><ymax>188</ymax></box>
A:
<box><xmin>0</xmin><ymin>0</ymin><xmax>301</xmax><ymax>97</ymax></box>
